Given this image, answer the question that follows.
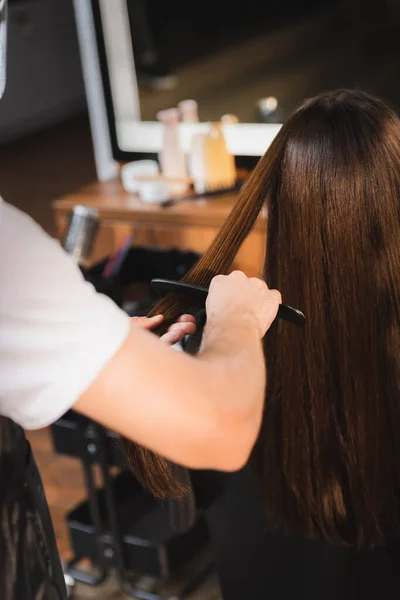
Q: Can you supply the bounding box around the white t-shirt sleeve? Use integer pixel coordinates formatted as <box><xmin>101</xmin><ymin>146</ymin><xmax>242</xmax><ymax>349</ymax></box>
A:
<box><xmin>0</xmin><ymin>200</ymin><xmax>131</xmax><ymax>430</ymax></box>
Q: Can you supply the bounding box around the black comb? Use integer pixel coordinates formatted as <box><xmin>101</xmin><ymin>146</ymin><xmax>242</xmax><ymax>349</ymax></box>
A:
<box><xmin>150</xmin><ymin>279</ymin><xmax>306</xmax><ymax>327</ymax></box>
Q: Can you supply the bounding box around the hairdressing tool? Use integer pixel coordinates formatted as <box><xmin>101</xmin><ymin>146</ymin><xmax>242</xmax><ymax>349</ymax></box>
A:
<box><xmin>150</xmin><ymin>279</ymin><xmax>306</xmax><ymax>327</ymax></box>
<box><xmin>62</xmin><ymin>205</ymin><xmax>100</xmax><ymax>266</ymax></box>
<box><xmin>160</xmin><ymin>181</ymin><xmax>243</xmax><ymax>208</ymax></box>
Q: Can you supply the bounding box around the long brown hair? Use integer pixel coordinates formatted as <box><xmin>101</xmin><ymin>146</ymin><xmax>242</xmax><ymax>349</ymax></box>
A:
<box><xmin>123</xmin><ymin>90</ymin><xmax>400</xmax><ymax>547</ymax></box>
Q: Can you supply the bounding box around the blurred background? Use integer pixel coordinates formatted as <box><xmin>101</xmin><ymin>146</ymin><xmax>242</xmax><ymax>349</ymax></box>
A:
<box><xmin>134</xmin><ymin>0</ymin><xmax>400</xmax><ymax>122</ymax></box>
<box><xmin>4</xmin><ymin>0</ymin><xmax>400</xmax><ymax>598</ymax></box>
<box><xmin>3</xmin><ymin>0</ymin><xmax>400</xmax><ymax>231</ymax></box>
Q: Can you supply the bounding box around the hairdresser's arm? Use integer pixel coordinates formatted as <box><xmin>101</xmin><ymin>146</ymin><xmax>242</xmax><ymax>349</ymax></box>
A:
<box><xmin>0</xmin><ymin>204</ymin><xmax>277</xmax><ymax>470</ymax></box>
<box><xmin>74</xmin><ymin>272</ymin><xmax>281</xmax><ymax>471</ymax></box>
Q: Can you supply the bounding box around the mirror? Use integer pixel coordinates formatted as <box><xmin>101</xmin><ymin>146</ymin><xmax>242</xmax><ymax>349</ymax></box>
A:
<box><xmin>91</xmin><ymin>0</ymin><xmax>400</xmax><ymax>158</ymax></box>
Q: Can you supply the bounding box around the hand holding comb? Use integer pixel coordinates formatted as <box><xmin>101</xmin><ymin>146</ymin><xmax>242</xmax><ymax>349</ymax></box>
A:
<box><xmin>150</xmin><ymin>279</ymin><xmax>306</xmax><ymax>327</ymax></box>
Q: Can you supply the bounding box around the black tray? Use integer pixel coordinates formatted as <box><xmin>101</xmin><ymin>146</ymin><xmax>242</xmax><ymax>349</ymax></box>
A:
<box><xmin>67</xmin><ymin>471</ymin><xmax>209</xmax><ymax>578</ymax></box>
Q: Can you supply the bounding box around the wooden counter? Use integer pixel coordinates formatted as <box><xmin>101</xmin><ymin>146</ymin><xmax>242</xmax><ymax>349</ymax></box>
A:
<box><xmin>53</xmin><ymin>179</ymin><xmax>266</xmax><ymax>276</ymax></box>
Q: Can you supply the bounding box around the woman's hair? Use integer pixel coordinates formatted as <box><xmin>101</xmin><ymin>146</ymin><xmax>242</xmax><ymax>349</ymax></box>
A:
<box><xmin>123</xmin><ymin>89</ymin><xmax>400</xmax><ymax>548</ymax></box>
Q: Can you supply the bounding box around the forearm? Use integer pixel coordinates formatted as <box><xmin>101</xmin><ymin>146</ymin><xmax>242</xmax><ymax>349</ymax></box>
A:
<box><xmin>74</xmin><ymin>320</ymin><xmax>266</xmax><ymax>471</ymax></box>
<box><xmin>198</xmin><ymin>315</ymin><xmax>266</xmax><ymax>434</ymax></box>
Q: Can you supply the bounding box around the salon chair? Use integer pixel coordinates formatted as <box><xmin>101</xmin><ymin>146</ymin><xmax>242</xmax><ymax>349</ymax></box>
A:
<box><xmin>50</xmin><ymin>246</ymin><xmax>214</xmax><ymax>600</ymax></box>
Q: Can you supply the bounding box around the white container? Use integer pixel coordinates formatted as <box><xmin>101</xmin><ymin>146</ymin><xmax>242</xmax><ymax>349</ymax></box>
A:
<box><xmin>137</xmin><ymin>180</ymin><xmax>170</xmax><ymax>203</ymax></box>
<box><xmin>120</xmin><ymin>160</ymin><xmax>159</xmax><ymax>193</ymax></box>
<box><xmin>157</xmin><ymin>108</ymin><xmax>190</xmax><ymax>195</ymax></box>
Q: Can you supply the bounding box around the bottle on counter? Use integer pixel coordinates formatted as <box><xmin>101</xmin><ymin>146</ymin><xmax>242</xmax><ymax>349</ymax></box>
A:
<box><xmin>157</xmin><ymin>107</ymin><xmax>190</xmax><ymax>196</ymax></box>
<box><xmin>188</xmin><ymin>122</ymin><xmax>236</xmax><ymax>194</ymax></box>
<box><xmin>178</xmin><ymin>99</ymin><xmax>199</xmax><ymax>123</ymax></box>
<box><xmin>220</xmin><ymin>113</ymin><xmax>239</xmax><ymax>124</ymax></box>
